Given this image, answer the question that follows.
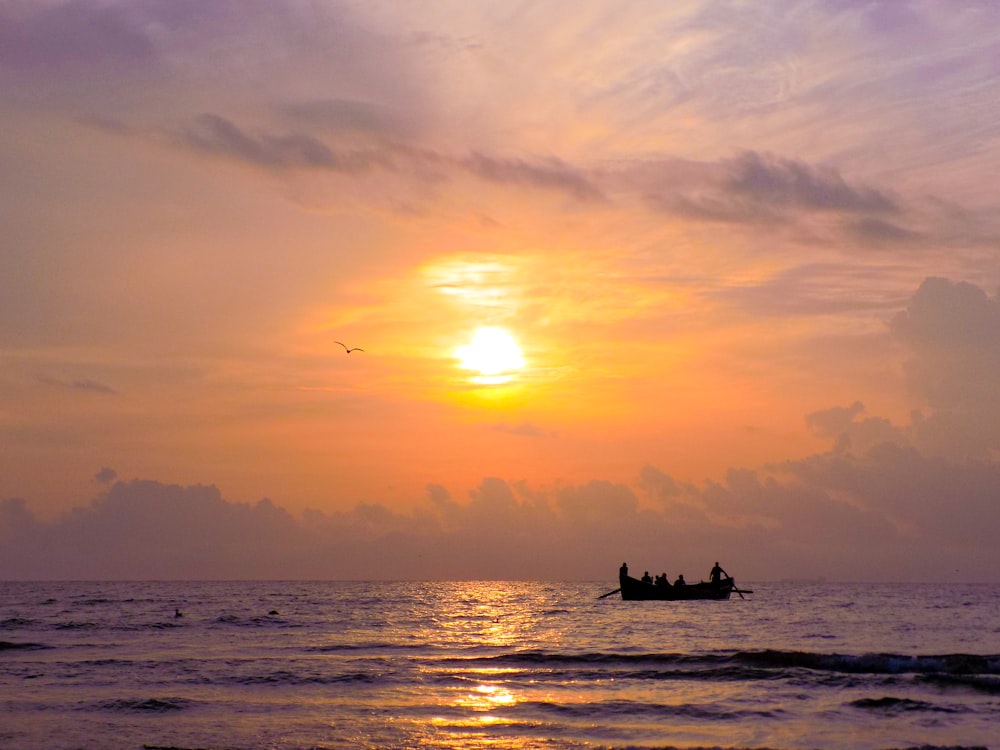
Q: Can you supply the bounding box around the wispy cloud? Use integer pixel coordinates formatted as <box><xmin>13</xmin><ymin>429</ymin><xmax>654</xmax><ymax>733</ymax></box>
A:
<box><xmin>491</xmin><ymin>422</ymin><xmax>550</xmax><ymax>438</ymax></box>
<box><xmin>849</xmin><ymin>217</ymin><xmax>922</xmax><ymax>246</ymax></box>
<box><xmin>724</xmin><ymin>151</ymin><xmax>897</xmax><ymax>214</ymax></box>
<box><xmin>175</xmin><ymin>112</ymin><xmax>605</xmax><ymax>203</ymax></box>
<box><xmin>181</xmin><ymin>113</ymin><xmax>382</xmax><ymax>172</ymax></box>
<box><xmin>460</xmin><ymin>152</ymin><xmax>605</xmax><ymax>202</ymax></box>
<box><xmin>0</xmin><ymin>2</ymin><xmax>155</xmax><ymax>70</ymax></box>
<box><xmin>279</xmin><ymin>98</ymin><xmax>420</xmax><ymax>140</ymax></box>
<box><xmin>641</xmin><ymin>150</ymin><xmax>899</xmax><ymax>226</ymax></box>
<box><xmin>35</xmin><ymin>375</ymin><xmax>118</xmax><ymax>396</ymax></box>
<box><xmin>709</xmin><ymin>263</ymin><xmax>910</xmax><ymax>318</ymax></box>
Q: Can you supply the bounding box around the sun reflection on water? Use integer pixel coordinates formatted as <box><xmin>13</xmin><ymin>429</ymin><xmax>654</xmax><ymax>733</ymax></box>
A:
<box><xmin>474</xmin><ymin>683</ymin><xmax>517</xmax><ymax>707</ymax></box>
<box><xmin>410</xmin><ymin>582</ymin><xmax>554</xmax><ymax>744</ymax></box>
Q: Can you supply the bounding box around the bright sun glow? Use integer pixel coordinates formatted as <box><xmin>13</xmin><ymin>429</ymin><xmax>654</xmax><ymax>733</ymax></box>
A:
<box><xmin>455</xmin><ymin>327</ymin><xmax>525</xmax><ymax>383</ymax></box>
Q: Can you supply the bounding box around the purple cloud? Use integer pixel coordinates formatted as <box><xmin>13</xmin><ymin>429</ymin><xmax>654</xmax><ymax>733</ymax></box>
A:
<box><xmin>725</xmin><ymin>151</ymin><xmax>897</xmax><ymax>214</ymax></box>
<box><xmin>181</xmin><ymin>114</ymin><xmax>378</xmax><ymax>172</ymax></box>
<box><xmin>4</xmin><ymin>445</ymin><xmax>999</xmax><ymax>583</ymax></box>
<box><xmin>0</xmin><ymin>2</ymin><xmax>155</xmax><ymax>70</ymax></box>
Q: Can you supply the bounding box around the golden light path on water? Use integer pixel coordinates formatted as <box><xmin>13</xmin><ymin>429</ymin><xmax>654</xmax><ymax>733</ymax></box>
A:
<box><xmin>6</xmin><ymin>581</ymin><xmax>998</xmax><ymax>749</ymax></box>
<box><xmin>403</xmin><ymin>585</ymin><xmax>752</xmax><ymax>749</ymax></box>
<box><xmin>418</xmin><ymin>583</ymin><xmax>547</xmax><ymax>745</ymax></box>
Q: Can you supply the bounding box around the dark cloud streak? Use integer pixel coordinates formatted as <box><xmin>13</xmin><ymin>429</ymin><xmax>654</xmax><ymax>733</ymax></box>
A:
<box><xmin>176</xmin><ymin>113</ymin><xmax>605</xmax><ymax>201</ymax></box>
<box><xmin>35</xmin><ymin>374</ymin><xmax>118</xmax><ymax>396</ymax></box>
<box><xmin>725</xmin><ymin>151</ymin><xmax>897</xmax><ymax>214</ymax></box>
<box><xmin>638</xmin><ymin>151</ymin><xmax>902</xmax><ymax>230</ymax></box>
<box><xmin>850</xmin><ymin>217</ymin><xmax>922</xmax><ymax>246</ymax></box>
<box><xmin>182</xmin><ymin>114</ymin><xmax>384</xmax><ymax>173</ymax></box>
<box><xmin>461</xmin><ymin>152</ymin><xmax>605</xmax><ymax>202</ymax></box>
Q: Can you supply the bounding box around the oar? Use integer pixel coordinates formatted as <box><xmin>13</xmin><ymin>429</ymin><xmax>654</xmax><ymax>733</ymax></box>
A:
<box><xmin>597</xmin><ymin>588</ymin><xmax>621</xmax><ymax>599</ymax></box>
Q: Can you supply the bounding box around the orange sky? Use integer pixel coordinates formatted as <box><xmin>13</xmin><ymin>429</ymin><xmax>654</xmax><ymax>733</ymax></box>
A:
<box><xmin>3</xmin><ymin>1</ymin><xmax>1000</xmax><ymax>580</ymax></box>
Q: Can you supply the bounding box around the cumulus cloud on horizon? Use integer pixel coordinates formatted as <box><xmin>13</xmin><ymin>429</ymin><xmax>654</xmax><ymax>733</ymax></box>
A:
<box><xmin>4</xmin><ymin>276</ymin><xmax>1000</xmax><ymax>583</ymax></box>
<box><xmin>892</xmin><ymin>277</ymin><xmax>1000</xmax><ymax>458</ymax></box>
<box><xmin>3</xmin><ymin>434</ymin><xmax>998</xmax><ymax>583</ymax></box>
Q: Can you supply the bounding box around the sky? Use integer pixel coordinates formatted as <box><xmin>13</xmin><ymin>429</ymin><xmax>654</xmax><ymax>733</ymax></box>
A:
<box><xmin>2</xmin><ymin>0</ymin><xmax>1000</xmax><ymax>582</ymax></box>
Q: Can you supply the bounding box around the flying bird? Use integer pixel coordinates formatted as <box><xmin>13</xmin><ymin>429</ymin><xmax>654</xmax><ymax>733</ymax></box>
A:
<box><xmin>335</xmin><ymin>341</ymin><xmax>365</xmax><ymax>354</ymax></box>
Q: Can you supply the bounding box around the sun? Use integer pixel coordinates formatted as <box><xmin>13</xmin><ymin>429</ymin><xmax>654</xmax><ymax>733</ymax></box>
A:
<box><xmin>455</xmin><ymin>327</ymin><xmax>525</xmax><ymax>383</ymax></box>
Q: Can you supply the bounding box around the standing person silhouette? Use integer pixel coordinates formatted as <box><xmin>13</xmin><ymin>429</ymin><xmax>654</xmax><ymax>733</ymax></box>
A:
<box><xmin>710</xmin><ymin>562</ymin><xmax>728</xmax><ymax>585</ymax></box>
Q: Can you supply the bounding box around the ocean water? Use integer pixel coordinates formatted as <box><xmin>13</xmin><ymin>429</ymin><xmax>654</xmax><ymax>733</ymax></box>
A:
<box><xmin>0</xmin><ymin>580</ymin><xmax>997</xmax><ymax>750</ymax></box>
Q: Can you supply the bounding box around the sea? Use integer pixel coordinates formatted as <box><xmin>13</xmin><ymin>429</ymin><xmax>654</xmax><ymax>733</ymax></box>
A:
<box><xmin>1</xmin><ymin>580</ymin><xmax>998</xmax><ymax>750</ymax></box>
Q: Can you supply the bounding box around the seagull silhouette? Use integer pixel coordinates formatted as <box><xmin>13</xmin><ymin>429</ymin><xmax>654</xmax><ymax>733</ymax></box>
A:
<box><xmin>335</xmin><ymin>341</ymin><xmax>365</xmax><ymax>354</ymax></box>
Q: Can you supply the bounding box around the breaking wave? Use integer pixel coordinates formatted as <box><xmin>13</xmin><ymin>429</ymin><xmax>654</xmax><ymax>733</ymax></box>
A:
<box><xmin>472</xmin><ymin>648</ymin><xmax>1000</xmax><ymax>677</ymax></box>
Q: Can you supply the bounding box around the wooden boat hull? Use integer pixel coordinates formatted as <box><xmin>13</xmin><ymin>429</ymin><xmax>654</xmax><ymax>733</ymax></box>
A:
<box><xmin>619</xmin><ymin>574</ymin><xmax>734</xmax><ymax>600</ymax></box>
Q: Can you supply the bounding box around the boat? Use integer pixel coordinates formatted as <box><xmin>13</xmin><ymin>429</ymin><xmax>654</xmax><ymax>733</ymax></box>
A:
<box><xmin>616</xmin><ymin>573</ymin><xmax>737</xmax><ymax>600</ymax></box>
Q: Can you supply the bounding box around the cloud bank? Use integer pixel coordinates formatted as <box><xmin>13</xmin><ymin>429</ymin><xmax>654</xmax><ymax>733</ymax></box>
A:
<box><xmin>4</xmin><ymin>276</ymin><xmax>1000</xmax><ymax>583</ymax></box>
<box><xmin>3</xmin><ymin>438</ymin><xmax>998</xmax><ymax>583</ymax></box>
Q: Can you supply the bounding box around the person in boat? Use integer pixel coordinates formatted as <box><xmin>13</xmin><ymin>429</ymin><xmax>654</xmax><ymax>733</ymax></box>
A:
<box><xmin>674</xmin><ymin>574</ymin><xmax>686</xmax><ymax>587</ymax></box>
<box><xmin>655</xmin><ymin>573</ymin><xmax>670</xmax><ymax>587</ymax></box>
<box><xmin>641</xmin><ymin>571</ymin><xmax>653</xmax><ymax>584</ymax></box>
<box><xmin>619</xmin><ymin>562</ymin><xmax>629</xmax><ymax>581</ymax></box>
<box><xmin>709</xmin><ymin>562</ymin><xmax>729</xmax><ymax>585</ymax></box>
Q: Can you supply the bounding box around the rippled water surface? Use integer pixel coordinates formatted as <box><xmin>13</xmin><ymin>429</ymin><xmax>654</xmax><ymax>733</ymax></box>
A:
<box><xmin>1</xmin><ymin>580</ymin><xmax>998</xmax><ymax>749</ymax></box>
